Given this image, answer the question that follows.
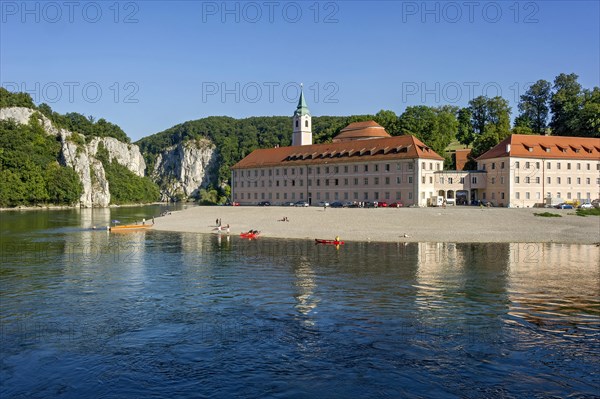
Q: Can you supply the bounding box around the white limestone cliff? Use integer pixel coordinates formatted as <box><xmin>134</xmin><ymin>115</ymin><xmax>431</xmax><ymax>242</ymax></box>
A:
<box><xmin>152</xmin><ymin>138</ymin><xmax>218</xmax><ymax>201</ymax></box>
<box><xmin>0</xmin><ymin>107</ymin><xmax>145</xmax><ymax>207</ymax></box>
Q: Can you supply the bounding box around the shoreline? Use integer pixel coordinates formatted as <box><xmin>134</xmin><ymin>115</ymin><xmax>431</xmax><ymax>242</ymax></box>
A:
<box><xmin>0</xmin><ymin>202</ymin><xmax>170</xmax><ymax>212</ymax></box>
<box><xmin>152</xmin><ymin>206</ymin><xmax>600</xmax><ymax>245</ymax></box>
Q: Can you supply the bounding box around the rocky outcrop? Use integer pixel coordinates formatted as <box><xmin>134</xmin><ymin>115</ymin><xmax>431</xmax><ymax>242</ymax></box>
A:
<box><xmin>0</xmin><ymin>107</ymin><xmax>145</xmax><ymax>207</ymax></box>
<box><xmin>87</xmin><ymin>137</ymin><xmax>145</xmax><ymax>177</ymax></box>
<box><xmin>152</xmin><ymin>138</ymin><xmax>218</xmax><ymax>201</ymax></box>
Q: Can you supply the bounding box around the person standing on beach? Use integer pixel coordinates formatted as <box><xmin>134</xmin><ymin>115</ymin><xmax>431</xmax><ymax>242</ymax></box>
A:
<box><xmin>226</xmin><ymin>224</ymin><xmax>230</xmax><ymax>234</ymax></box>
<box><xmin>216</xmin><ymin>218</ymin><xmax>219</xmax><ymax>226</ymax></box>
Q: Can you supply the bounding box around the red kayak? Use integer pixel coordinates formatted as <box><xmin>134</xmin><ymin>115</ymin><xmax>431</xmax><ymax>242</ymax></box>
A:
<box><xmin>315</xmin><ymin>239</ymin><xmax>345</xmax><ymax>245</ymax></box>
<box><xmin>240</xmin><ymin>232</ymin><xmax>260</xmax><ymax>239</ymax></box>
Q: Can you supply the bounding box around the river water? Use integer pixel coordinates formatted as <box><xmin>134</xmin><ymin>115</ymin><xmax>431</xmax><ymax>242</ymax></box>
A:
<box><xmin>1</xmin><ymin>206</ymin><xmax>599</xmax><ymax>398</ymax></box>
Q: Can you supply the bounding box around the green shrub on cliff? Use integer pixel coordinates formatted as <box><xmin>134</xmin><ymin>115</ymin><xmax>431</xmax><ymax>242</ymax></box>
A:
<box><xmin>0</xmin><ymin>117</ymin><xmax>83</xmax><ymax>207</ymax></box>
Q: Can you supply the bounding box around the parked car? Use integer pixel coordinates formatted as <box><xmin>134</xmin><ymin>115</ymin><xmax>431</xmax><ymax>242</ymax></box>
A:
<box><xmin>258</xmin><ymin>201</ymin><xmax>271</xmax><ymax>206</ymax></box>
<box><xmin>294</xmin><ymin>201</ymin><xmax>309</xmax><ymax>207</ymax></box>
<box><xmin>577</xmin><ymin>202</ymin><xmax>593</xmax><ymax>209</ymax></box>
<box><xmin>389</xmin><ymin>202</ymin><xmax>403</xmax><ymax>208</ymax></box>
<box><xmin>342</xmin><ymin>201</ymin><xmax>354</xmax><ymax>208</ymax></box>
<box><xmin>317</xmin><ymin>201</ymin><xmax>330</xmax><ymax>207</ymax></box>
<box><xmin>225</xmin><ymin>201</ymin><xmax>240</xmax><ymax>206</ymax></box>
<box><xmin>555</xmin><ymin>203</ymin><xmax>574</xmax><ymax>209</ymax></box>
<box><xmin>378</xmin><ymin>201</ymin><xmax>388</xmax><ymax>208</ymax></box>
<box><xmin>330</xmin><ymin>201</ymin><xmax>344</xmax><ymax>208</ymax></box>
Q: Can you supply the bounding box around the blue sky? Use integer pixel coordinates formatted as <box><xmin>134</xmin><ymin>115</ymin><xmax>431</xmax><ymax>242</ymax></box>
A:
<box><xmin>1</xmin><ymin>1</ymin><xmax>598</xmax><ymax>141</ymax></box>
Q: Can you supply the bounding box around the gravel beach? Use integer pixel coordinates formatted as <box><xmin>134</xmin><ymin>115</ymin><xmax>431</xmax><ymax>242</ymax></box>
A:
<box><xmin>152</xmin><ymin>206</ymin><xmax>600</xmax><ymax>244</ymax></box>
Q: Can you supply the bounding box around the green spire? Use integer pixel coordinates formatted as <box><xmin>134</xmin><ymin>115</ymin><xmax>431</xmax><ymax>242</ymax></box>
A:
<box><xmin>294</xmin><ymin>85</ymin><xmax>311</xmax><ymax>117</ymax></box>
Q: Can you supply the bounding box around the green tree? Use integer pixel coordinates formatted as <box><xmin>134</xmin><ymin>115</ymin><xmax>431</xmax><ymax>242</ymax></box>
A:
<box><xmin>397</xmin><ymin>106</ymin><xmax>457</xmax><ymax>154</ymax></box>
<box><xmin>456</xmin><ymin>107</ymin><xmax>474</xmax><ymax>146</ymax></box>
<box><xmin>579</xmin><ymin>87</ymin><xmax>600</xmax><ymax>137</ymax></box>
<box><xmin>550</xmin><ymin>73</ymin><xmax>583</xmax><ymax>135</ymax></box>
<box><xmin>468</xmin><ymin>96</ymin><xmax>511</xmax><ymax>144</ymax></box>
<box><xmin>517</xmin><ymin>79</ymin><xmax>551</xmax><ymax>133</ymax></box>
<box><xmin>374</xmin><ymin>110</ymin><xmax>399</xmax><ymax>135</ymax></box>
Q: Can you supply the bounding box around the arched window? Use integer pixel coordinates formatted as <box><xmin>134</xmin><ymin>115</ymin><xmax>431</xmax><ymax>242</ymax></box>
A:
<box><xmin>305</xmin><ymin>120</ymin><xmax>308</xmax><ymax>128</ymax></box>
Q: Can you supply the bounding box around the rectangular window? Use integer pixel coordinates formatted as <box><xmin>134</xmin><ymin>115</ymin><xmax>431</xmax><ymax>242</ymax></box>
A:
<box><xmin>261</xmin><ymin>170</ymin><xmax>265</xmax><ymax>176</ymax></box>
<box><xmin>536</xmin><ymin>177</ymin><xmax>540</xmax><ymax>184</ymax></box>
<box><xmin>547</xmin><ymin>177</ymin><xmax>551</xmax><ymax>184</ymax></box>
<box><xmin>344</xmin><ymin>166</ymin><xmax>348</xmax><ymax>173</ymax></box>
<box><xmin>354</xmin><ymin>165</ymin><xmax>358</xmax><ymax>172</ymax></box>
<box><xmin>491</xmin><ymin>177</ymin><xmax>495</xmax><ymax>184</ymax></box>
<box><xmin>364</xmin><ymin>192</ymin><xmax>368</xmax><ymax>200</ymax></box>
<box><xmin>354</xmin><ymin>192</ymin><xmax>358</xmax><ymax>200</ymax></box>
<box><xmin>536</xmin><ymin>192</ymin><xmax>541</xmax><ymax>199</ymax></box>
<box><xmin>515</xmin><ymin>177</ymin><xmax>519</xmax><ymax>183</ymax></box>
<box><xmin>408</xmin><ymin>176</ymin><xmax>413</xmax><ymax>183</ymax></box>
<box><xmin>344</xmin><ymin>192</ymin><xmax>349</xmax><ymax>200</ymax></box>
<box><xmin>307</xmin><ymin>167</ymin><xmax>312</xmax><ymax>174</ymax></box>
<box><xmin>261</xmin><ymin>192</ymin><xmax>265</xmax><ymax>199</ymax></box>
<box><xmin>460</xmin><ymin>177</ymin><xmax>465</xmax><ymax>184</ymax></box>
<box><xmin>557</xmin><ymin>163</ymin><xmax>561</xmax><ymax>170</ymax></box>
<box><xmin>492</xmin><ymin>163</ymin><xmax>495</xmax><ymax>170</ymax></box>
<box><xmin>567</xmin><ymin>177</ymin><xmax>571</xmax><ymax>184</ymax></box>
<box><xmin>547</xmin><ymin>162</ymin><xmax>551</xmax><ymax>169</ymax></box>
<box><xmin>536</xmin><ymin>162</ymin><xmax>540</xmax><ymax>169</ymax></box>
<box><xmin>501</xmin><ymin>192</ymin><xmax>505</xmax><ymax>200</ymax></box>
<box><xmin>408</xmin><ymin>163</ymin><xmax>413</xmax><ymax>170</ymax></box>
<box><xmin>396</xmin><ymin>163</ymin><xmax>401</xmax><ymax>170</ymax></box>
<box><xmin>284</xmin><ymin>180</ymin><xmax>287</xmax><ymax>187</ymax></box>
<box><xmin>557</xmin><ymin>177</ymin><xmax>561</xmax><ymax>184</ymax></box>
<box><xmin>586</xmin><ymin>178</ymin><xmax>590</xmax><ymax>184</ymax></box>
<box><xmin>515</xmin><ymin>161</ymin><xmax>520</xmax><ymax>168</ymax></box>
<box><xmin>375</xmin><ymin>192</ymin><xmax>379</xmax><ymax>200</ymax></box>
<box><xmin>500</xmin><ymin>177</ymin><xmax>504</xmax><ymax>184</ymax></box>
<box><xmin>276</xmin><ymin>193</ymin><xmax>280</xmax><ymax>199</ymax></box>
<box><xmin>335</xmin><ymin>179</ymin><xmax>339</xmax><ymax>186</ymax></box>
<box><xmin>364</xmin><ymin>178</ymin><xmax>368</xmax><ymax>185</ymax></box>
<box><xmin>284</xmin><ymin>193</ymin><xmax>287</xmax><ymax>200</ymax></box>
<box><xmin>429</xmin><ymin>176</ymin><xmax>433</xmax><ymax>184</ymax></box>
<box><xmin>557</xmin><ymin>192</ymin><xmax>561</xmax><ymax>198</ymax></box>
<box><xmin>354</xmin><ymin>178</ymin><xmax>358</xmax><ymax>185</ymax></box>
<box><xmin>375</xmin><ymin>164</ymin><xmax>379</xmax><ymax>172</ymax></box>
<box><xmin>316</xmin><ymin>179</ymin><xmax>320</xmax><ymax>186</ymax></box>
<box><xmin>440</xmin><ymin>177</ymin><xmax>445</xmax><ymax>184</ymax></box>
<box><xmin>567</xmin><ymin>163</ymin><xmax>571</xmax><ymax>170</ymax></box>
<box><xmin>396</xmin><ymin>177</ymin><xmax>402</xmax><ymax>184</ymax></box>
<box><xmin>396</xmin><ymin>192</ymin><xmax>401</xmax><ymax>200</ymax></box>
<box><xmin>408</xmin><ymin>192</ymin><xmax>413</xmax><ymax>200</ymax></box>
<box><xmin>308</xmin><ymin>179</ymin><xmax>312</xmax><ymax>186</ymax></box>
<box><xmin>385</xmin><ymin>177</ymin><xmax>390</xmax><ymax>184</ymax></box>
<box><xmin>501</xmin><ymin>162</ymin><xmax>505</xmax><ymax>169</ymax></box>
<box><xmin>344</xmin><ymin>178</ymin><xmax>348</xmax><ymax>185</ymax></box>
<box><xmin>472</xmin><ymin>177</ymin><xmax>477</xmax><ymax>184</ymax></box>
<box><xmin>577</xmin><ymin>163</ymin><xmax>581</xmax><ymax>170</ymax></box>
<box><xmin>325</xmin><ymin>179</ymin><xmax>329</xmax><ymax>186</ymax></box>
<box><xmin>515</xmin><ymin>192</ymin><xmax>520</xmax><ymax>199</ymax></box>
<box><xmin>385</xmin><ymin>164</ymin><xmax>390</xmax><ymax>172</ymax></box>
<box><xmin>325</xmin><ymin>167</ymin><xmax>330</xmax><ymax>174</ymax></box>
<box><xmin>317</xmin><ymin>167</ymin><xmax>320</xmax><ymax>174</ymax></box>
<box><xmin>283</xmin><ymin>168</ymin><xmax>287</xmax><ymax>175</ymax></box>
<box><xmin>577</xmin><ymin>178</ymin><xmax>581</xmax><ymax>184</ymax></box>
<box><xmin>364</xmin><ymin>165</ymin><xmax>368</xmax><ymax>172</ymax></box>
<box><xmin>567</xmin><ymin>192</ymin><xmax>572</xmax><ymax>199</ymax></box>
<box><xmin>334</xmin><ymin>166</ymin><xmax>339</xmax><ymax>173</ymax></box>
<box><xmin>525</xmin><ymin>162</ymin><xmax>530</xmax><ymax>169</ymax></box>
<box><xmin>374</xmin><ymin>177</ymin><xmax>379</xmax><ymax>185</ymax></box>
<box><xmin>526</xmin><ymin>192</ymin><xmax>530</xmax><ymax>200</ymax></box>
<box><xmin>525</xmin><ymin>177</ymin><xmax>530</xmax><ymax>184</ymax></box>
<box><xmin>422</xmin><ymin>177</ymin><xmax>426</xmax><ymax>184</ymax></box>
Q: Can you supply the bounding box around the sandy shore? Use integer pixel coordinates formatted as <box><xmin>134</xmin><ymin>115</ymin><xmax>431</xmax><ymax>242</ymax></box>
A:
<box><xmin>152</xmin><ymin>206</ymin><xmax>600</xmax><ymax>244</ymax></box>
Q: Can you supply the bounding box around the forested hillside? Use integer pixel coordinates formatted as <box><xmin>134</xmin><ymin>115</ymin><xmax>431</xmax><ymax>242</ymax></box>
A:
<box><xmin>0</xmin><ymin>88</ymin><xmax>159</xmax><ymax>207</ymax></box>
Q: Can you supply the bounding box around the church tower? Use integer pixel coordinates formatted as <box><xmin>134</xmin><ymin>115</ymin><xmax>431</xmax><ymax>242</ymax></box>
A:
<box><xmin>292</xmin><ymin>86</ymin><xmax>312</xmax><ymax>146</ymax></box>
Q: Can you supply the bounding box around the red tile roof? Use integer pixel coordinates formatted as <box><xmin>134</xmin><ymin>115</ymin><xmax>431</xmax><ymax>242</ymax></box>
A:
<box><xmin>232</xmin><ymin>134</ymin><xmax>443</xmax><ymax>169</ymax></box>
<box><xmin>333</xmin><ymin>121</ymin><xmax>391</xmax><ymax>142</ymax></box>
<box><xmin>477</xmin><ymin>134</ymin><xmax>600</xmax><ymax>161</ymax></box>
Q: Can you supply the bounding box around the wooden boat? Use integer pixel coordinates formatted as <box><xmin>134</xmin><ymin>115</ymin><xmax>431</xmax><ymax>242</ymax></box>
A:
<box><xmin>315</xmin><ymin>239</ymin><xmax>345</xmax><ymax>245</ymax></box>
<box><xmin>109</xmin><ymin>224</ymin><xmax>152</xmax><ymax>232</ymax></box>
